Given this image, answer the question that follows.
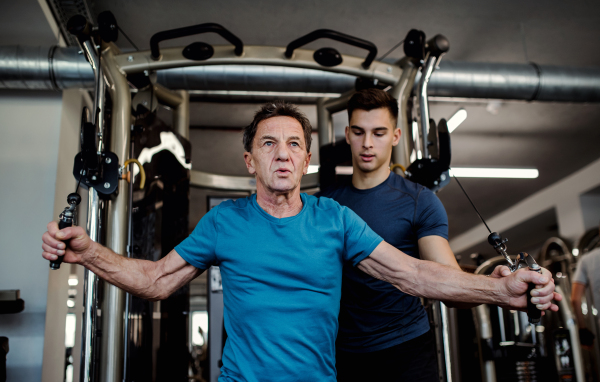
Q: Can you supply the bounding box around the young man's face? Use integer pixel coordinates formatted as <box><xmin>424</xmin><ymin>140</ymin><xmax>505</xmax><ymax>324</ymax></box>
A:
<box><xmin>346</xmin><ymin>108</ymin><xmax>400</xmax><ymax>174</ymax></box>
<box><xmin>244</xmin><ymin>116</ymin><xmax>311</xmax><ymax>194</ymax></box>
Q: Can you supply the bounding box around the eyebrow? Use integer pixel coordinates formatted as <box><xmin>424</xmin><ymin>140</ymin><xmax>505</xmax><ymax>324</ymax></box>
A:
<box><xmin>350</xmin><ymin>125</ymin><xmax>389</xmax><ymax>131</ymax></box>
<box><xmin>259</xmin><ymin>135</ymin><xmax>278</xmax><ymax>142</ymax></box>
<box><xmin>259</xmin><ymin>135</ymin><xmax>303</xmax><ymax>142</ymax></box>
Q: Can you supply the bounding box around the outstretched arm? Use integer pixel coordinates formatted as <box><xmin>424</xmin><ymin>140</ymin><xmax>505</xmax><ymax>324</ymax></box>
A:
<box><xmin>42</xmin><ymin>221</ymin><xmax>202</xmax><ymax>301</ymax></box>
<box><xmin>358</xmin><ymin>241</ymin><xmax>561</xmax><ymax>311</ymax></box>
<box><xmin>418</xmin><ymin>235</ymin><xmax>512</xmax><ymax>309</ymax></box>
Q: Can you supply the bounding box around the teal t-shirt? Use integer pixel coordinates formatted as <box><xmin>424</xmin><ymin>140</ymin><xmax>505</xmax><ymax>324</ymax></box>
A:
<box><xmin>175</xmin><ymin>193</ymin><xmax>383</xmax><ymax>382</ymax></box>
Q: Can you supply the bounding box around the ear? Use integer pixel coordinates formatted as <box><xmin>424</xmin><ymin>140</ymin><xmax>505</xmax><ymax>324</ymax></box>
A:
<box><xmin>345</xmin><ymin>126</ymin><xmax>350</xmax><ymax>145</ymax></box>
<box><xmin>244</xmin><ymin>152</ymin><xmax>256</xmax><ymax>175</ymax></box>
<box><xmin>302</xmin><ymin>152</ymin><xmax>313</xmax><ymax>175</ymax></box>
<box><xmin>392</xmin><ymin>127</ymin><xmax>401</xmax><ymax>147</ymax></box>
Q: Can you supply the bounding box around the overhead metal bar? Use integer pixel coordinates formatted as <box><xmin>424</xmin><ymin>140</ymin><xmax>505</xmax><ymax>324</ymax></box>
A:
<box><xmin>115</xmin><ymin>46</ymin><xmax>401</xmax><ymax>84</ymax></box>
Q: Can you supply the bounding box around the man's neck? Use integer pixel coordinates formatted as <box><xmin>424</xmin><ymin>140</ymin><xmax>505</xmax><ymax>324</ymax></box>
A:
<box><xmin>351</xmin><ymin>164</ymin><xmax>391</xmax><ymax>190</ymax></box>
<box><xmin>255</xmin><ymin>186</ymin><xmax>304</xmax><ymax>218</ymax></box>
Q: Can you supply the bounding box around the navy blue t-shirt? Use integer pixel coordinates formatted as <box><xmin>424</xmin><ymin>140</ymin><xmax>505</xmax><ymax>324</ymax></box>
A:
<box><xmin>175</xmin><ymin>193</ymin><xmax>382</xmax><ymax>381</ymax></box>
<box><xmin>318</xmin><ymin>172</ymin><xmax>448</xmax><ymax>352</ymax></box>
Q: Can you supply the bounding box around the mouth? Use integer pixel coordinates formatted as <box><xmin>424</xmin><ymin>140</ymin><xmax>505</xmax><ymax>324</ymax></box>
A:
<box><xmin>360</xmin><ymin>154</ymin><xmax>375</xmax><ymax>162</ymax></box>
<box><xmin>275</xmin><ymin>168</ymin><xmax>292</xmax><ymax>175</ymax></box>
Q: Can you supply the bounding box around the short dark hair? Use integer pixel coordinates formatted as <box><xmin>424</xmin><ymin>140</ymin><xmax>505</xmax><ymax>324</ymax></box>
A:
<box><xmin>243</xmin><ymin>101</ymin><xmax>312</xmax><ymax>152</ymax></box>
<box><xmin>347</xmin><ymin>88</ymin><xmax>399</xmax><ymax>126</ymax></box>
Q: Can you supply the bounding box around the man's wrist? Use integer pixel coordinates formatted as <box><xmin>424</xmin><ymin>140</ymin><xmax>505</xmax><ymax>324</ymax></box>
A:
<box><xmin>80</xmin><ymin>241</ymin><xmax>99</xmax><ymax>268</ymax></box>
<box><xmin>489</xmin><ymin>274</ymin><xmax>511</xmax><ymax>307</ymax></box>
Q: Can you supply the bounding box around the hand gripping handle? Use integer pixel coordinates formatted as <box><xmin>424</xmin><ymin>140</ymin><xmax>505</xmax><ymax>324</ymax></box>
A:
<box><xmin>526</xmin><ymin>266</ymin><xmax>542</xmax><ymax>324</ymax></box>
<box><xmin>50</xmin><ymin>194</ymin><xmax>80</xmax><ymax>270</ymax></box>
<box><xmin>518</xmin><ymin>252</ymin><xmax>542</xmax><ymax>324</ymax></box>
<box><xmin>50</xmin><ymin>217</ymin><xmax>72</xmax><ymax>270</ymax></box>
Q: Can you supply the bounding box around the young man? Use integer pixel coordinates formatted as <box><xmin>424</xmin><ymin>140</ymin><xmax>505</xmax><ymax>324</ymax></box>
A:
<box><xmin>42</xmin><ymin>101</ymin><xmax>559</xmax><ymax>382</ymax></box>
<box><xmin>318</xmin><ymin>89</ymin><xmax>493</xmax><ymax>381</ymax></box>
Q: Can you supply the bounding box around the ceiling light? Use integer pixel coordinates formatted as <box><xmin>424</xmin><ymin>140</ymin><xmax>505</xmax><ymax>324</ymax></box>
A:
<box><xmin>449</xmin><ymin>168</ymin><xmax>539</xmax><ymax>178</ymax></box>
<box><xmin>68</xmin><ymin>276</ymin><xmax>78</xmax><ymax>286</ymax></box>
<box><xmin>446</xmin><ymin>108</ymin><xmax>467</xmax><ymax>133</ymax></box>
<box><xmin>330</xmin><ymin>166</ymin><xmax>538</xmax><ymax>179</ymax></box>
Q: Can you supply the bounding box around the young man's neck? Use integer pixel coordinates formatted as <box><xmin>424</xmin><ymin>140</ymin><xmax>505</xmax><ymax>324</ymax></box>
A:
<box><xmin>351</xmin><ymin>163</ymin><xmax>391</xmax><ymax>190</ymax></box>
<box><xmin>255</xmin><ymin>184</ymin><xmax>303</xmax><ymax>218</ymax></box>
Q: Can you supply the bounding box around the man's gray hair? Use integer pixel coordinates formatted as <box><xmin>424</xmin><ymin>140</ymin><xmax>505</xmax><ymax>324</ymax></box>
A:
<box><xmin>243</xmin><ymin>101</ymin><xmax>312</xmax><ymax>152</ymax></box>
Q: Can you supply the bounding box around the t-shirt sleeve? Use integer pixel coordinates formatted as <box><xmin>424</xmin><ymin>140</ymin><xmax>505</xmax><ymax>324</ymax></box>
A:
<box><xmin>341</xmin><ymin>205</ymin><xmax>383</xmax><ymax>266</ymax></box>
<box><xmin>174</xmin><ymin>205</ymin><xmax>219</xmax><ymax>270</ymax></box>
<box><xmin>414</xmin><ymin>188</ymin><xmax>449</xmax><ymax>240</ymax></box>
<box><xmin>573</xmin><ymin>256</ymin><xmax>589</xmax><ymax>286</ymax></box>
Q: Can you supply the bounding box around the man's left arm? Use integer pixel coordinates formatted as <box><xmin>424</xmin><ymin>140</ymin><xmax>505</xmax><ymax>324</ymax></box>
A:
<box><xmin>358</xmin><ymin>241</ymin><xmax>561</xmax><ymax>312</ymax></box>
<box><xmin>418</xmin><ymin>235</ymin><xmax>512</xmax><ymax>309</ymax></box>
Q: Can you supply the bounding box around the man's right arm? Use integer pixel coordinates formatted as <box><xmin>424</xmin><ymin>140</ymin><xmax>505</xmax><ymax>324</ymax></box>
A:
<box><xmin>42</xmin><ymin>221</ymin><xmax>202</xmax><ymax>301</ymax></box>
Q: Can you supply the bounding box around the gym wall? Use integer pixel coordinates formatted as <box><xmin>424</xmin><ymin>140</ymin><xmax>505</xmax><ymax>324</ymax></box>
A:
<box><xmin>0</xmin><ymin>90</ymin><xmax>63</xmax><ymax>381</ymax></box>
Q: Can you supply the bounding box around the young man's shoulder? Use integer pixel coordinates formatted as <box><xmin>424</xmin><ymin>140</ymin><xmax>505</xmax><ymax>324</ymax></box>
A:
<box><xmin>387</xmin><ymin>172</ymin><xmax>422</xmax><ymax>193</ymax></box>
<box><xmin>316</xmin><ymin>172</ymin><xmax>427</xmax><ymax>198</ymax></box>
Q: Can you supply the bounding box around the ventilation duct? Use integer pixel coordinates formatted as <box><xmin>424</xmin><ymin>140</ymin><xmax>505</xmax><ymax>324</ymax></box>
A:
<box><xmin>2</xmin><ymin>46</ymin><xmax>600</xmax><ymax>102</ymax></box>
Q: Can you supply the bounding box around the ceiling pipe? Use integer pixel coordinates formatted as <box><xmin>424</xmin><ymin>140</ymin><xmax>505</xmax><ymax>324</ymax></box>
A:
<box><xmin>422</xmin><ymin>61</ymin><xmax>600</xmax><ymax>102</ymax></box>
<box><xmin>2</xmin><ymin>46</ymin><xmax>600</xmax><ymax>103</ymax></box>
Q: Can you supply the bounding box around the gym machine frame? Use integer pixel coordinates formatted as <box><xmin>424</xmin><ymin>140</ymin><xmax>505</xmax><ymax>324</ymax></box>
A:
<box><xmin>65</xmin><ymin>15</ymin><xmax>456</xmax><ymax>381</ymax></box>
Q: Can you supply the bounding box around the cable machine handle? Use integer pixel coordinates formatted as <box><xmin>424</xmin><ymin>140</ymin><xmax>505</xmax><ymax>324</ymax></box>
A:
<box><xmin>150</xmin><ymin>23</ymin><xmax>244</xmax><ymax>60</ymax></box>
<box><xmin>50</xmin><ymin>193</ymin><xmax>81</xmax><ymax>270</ymax></box>
<box><xmin>518</xmin><ymin>252</ymin><xmax>542</xmax><ymax>324</ymax></box>
<box><xmin>526</xmin><ymin>274</ymin><xmax>542</xmax><ymax>324</ymax></box>
<box><xmin>285</xmin><ymin>29</ymin><xmax>378</xmax><ymax>69</ymax></box>
<box><xmin>50</xmin><ymin>216</ymin><xmax>72</xmax><ymax>270</ymax></box>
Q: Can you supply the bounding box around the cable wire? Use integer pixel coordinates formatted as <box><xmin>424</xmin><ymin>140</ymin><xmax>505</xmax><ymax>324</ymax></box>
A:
<box><xmin>118</xmin><ymin>25</ymin><xmax>140</xmax><ymax>51</ymax></box>
<box><xmin>378</xmin><ymin>39</ymin><xmax>404</xmax><ymax>62</ymax></box>
<box><xmin>452</xmin><ymin>174</ymin><xmax>492</xmax><ymax>234</ymax></box>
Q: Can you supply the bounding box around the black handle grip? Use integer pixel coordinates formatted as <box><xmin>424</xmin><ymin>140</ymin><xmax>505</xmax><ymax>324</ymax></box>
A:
<box><xmin>50</xmin><ymin>219</ymin><xmax>72</xmax><ymax>270</ymax></box>
<box><xmin>285</xmin><ymin>29</ymin><xmax>378</xmax><ymax>69</ymax></box>
<box><xmin>150</xmin><ymin>23</ymin><xmax>243</xmax><ymax>60</ymax></box>
<box><xmin>526</xmin><ymin>267</ymin><xmax>542</xmax><ymax>324</ymax></box>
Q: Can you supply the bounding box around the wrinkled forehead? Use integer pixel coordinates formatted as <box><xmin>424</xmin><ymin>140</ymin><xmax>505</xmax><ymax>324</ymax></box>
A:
<box><xmin>255</xmin><ymin>116</ymin><xmax>306</xmax><ymax>142</ymax></box>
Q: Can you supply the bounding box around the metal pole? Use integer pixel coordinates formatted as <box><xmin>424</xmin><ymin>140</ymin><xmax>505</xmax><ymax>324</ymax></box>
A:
<box><xmin>80</xmin><ymin>188</ymin><xmax>101</xmax><ymax>382</ymax></box>
<box><xmin>390</xmin><ymin>60</ymin><xmax>418</xmax><ymax>169</ymax></box>
<box><xmin>418</xmin><ymin>56</ymin><xmax>437</xmax><ymax>159</ymax></box>
<box><xmin>80</xmin><ymin>38</ymin><xmax>106</xmax><ymax>382</ymax></box>
<box><xmin>316</xmin><ymin>97</ymin><xmax>333</xmax><ymax>148</ymax></box>
<box><xmin>100</xmin><ymin>45</ymin><xmax>131</xmax><ymax>382</ymax></box>
<box><xmin>555</xmin><ymin>285</ymin><xmax>585</xmax><ymax>382</ymax></box>
<box><xmin>172</xmin><ymin>90</ymin><xmax>189</xmax><ymax>140</ymax></box>
<box><xmin>121</xmin><ymin>134</ymin><xmax>136</xmax><ymax>382</ymax></box>
<box><xmin>440</xmin><ymin>302</ymin><xmax>453</xmax><ymax>382</ymax></box>
<box><xmin>473</xmin><ymin>304</ymin><xmax>497</xmax><ymax>382</ymax></box>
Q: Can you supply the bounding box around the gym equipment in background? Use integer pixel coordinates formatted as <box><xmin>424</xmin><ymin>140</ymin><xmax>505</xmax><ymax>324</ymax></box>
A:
<box><xmin>0</xmin><ymin>290</ymin><xmax>25</xmax><ymax>382</ymax></box>
<box><xmin>405</xmin><ymin>34</ymin><xmax>452</xmax><ymax>192</ymax></box>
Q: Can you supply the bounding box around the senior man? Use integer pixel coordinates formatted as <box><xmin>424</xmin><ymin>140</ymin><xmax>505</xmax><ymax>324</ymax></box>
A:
<box><xmin>42</xmin><ymin>101</ymin><xmax>560</xmax><ymax>382</ymax></box>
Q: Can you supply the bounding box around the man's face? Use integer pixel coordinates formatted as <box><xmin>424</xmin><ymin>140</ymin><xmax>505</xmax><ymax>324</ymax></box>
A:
<box><xmin>346</xmin><ymin>108</ymin><xmax>400</xmax><ymax>173</ymax></box>
<box><xmin>244</xmin><ymin>116</ymin><xmax>311</xmax><ymax>194</ymax></box>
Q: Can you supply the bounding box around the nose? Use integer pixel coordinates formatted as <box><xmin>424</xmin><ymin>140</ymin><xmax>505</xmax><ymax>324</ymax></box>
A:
<box><xmin>362</xmin><ymin>133</ymin><xmax>373</xmax><ymax>149</ymax></box>
<box><xmin>275</xmin><ymin>143</ymin><xmax>290</xmax><ymax>161</ymax></box>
